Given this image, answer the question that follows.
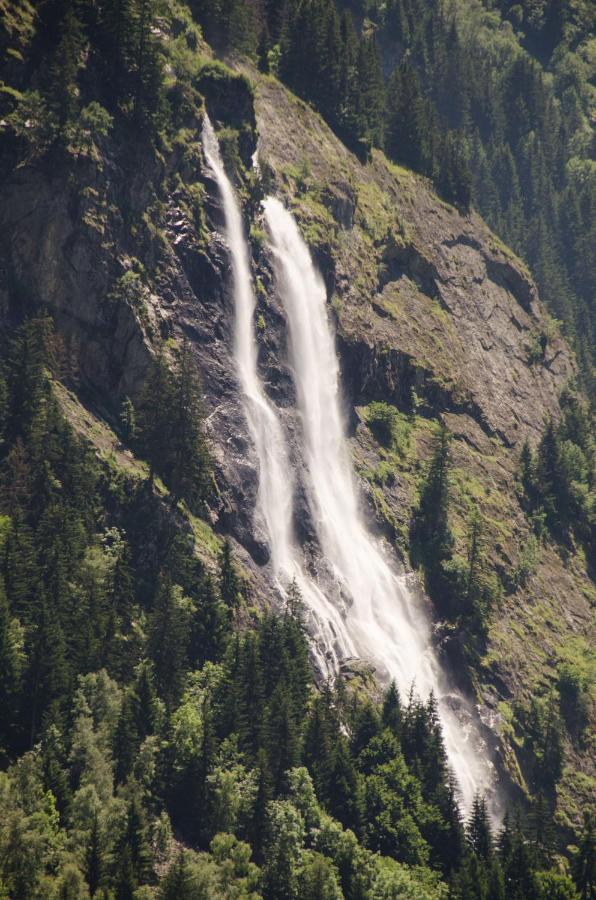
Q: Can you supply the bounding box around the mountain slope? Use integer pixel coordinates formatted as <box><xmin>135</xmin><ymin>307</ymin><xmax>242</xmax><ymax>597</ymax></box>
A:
<box><xmin>244</xmin><ymin>66</ymin><xmax>594</xmax><ymax>826</ymax></box>
<box><xmin>0</xmin><ymin>2</ymin><xmax>593</xmax><ymax>895</ymax></box>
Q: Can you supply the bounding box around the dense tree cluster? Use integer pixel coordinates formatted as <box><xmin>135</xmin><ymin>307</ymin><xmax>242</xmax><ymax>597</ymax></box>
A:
<box><xmin>411</xmin><ymin>426</ymin><xmax>501</xmax><ymax>662</ymax></box>
<box><xmin>4</xmin><ymin>0</ymin><xmax>166</xmax><ymax>139</ymax></box>
<box><xmin>519</xmin><ymin>387</ymin><xmax>594</xmax><ymax>550</ymax></box>
<box><xmin>0</xmin><ymin>316</ymin><xmax>587</xmax><ymax>897</ymax></box>
<box><xmin>0</xmin><ymin>316</ymin><xmax>224</xmax><ymax>758</ymax></box>
<box><xmin>134</xmin><ymin>342</ymin><xmax>211</xmax><ymax>508</ymax></box>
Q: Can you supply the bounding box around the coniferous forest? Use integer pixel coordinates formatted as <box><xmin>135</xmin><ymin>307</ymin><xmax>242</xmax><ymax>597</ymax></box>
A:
<box><xmin>0</xmin><ymin>0</ymin><xmax>594</xmax><ymax>898</ymax></box>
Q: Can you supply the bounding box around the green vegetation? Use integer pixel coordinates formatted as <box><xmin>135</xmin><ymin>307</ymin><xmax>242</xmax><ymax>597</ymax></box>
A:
<box><xmin>365</xmin><ymin>401</ymin><xmax>412</xmax><ymax>457</ymax></box>
<box><xmin>134</xmin><ymin>341</ymin><xmax>211</xmax><ymax>508</ymax></box>
<box><xmin>0</xmin><ymin>0</ymin><xmax>593</xmax><ymax>895</ymax></box>
<box><xmin>519</xmin><ymin>386</ymin><xmax>594</xmax><ymax>551</ymax></box>
<box><xmin>0</xmin><ymin>314</ymin><xmax>585</xmax><ymax>898</ymax></box>
<box><xmin>411</xmin><ymin>426</ymin><xmax>501</xmax><ymax>660</ymax></box>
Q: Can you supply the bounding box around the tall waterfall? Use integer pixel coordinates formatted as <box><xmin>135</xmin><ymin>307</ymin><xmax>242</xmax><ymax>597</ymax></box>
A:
<box><xmin>201</xmin><ymin>116</ymin><xmax>355</xmax><ymax>672</ymax></box>
<box><xmin>263</xmin><ymin>196</ymin><xmax>494</xmax><ymax>812</ymax></box>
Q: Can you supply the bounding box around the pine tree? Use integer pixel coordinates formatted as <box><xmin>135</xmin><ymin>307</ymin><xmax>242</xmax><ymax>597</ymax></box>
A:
<box><xmin>412</xmin><ymin>424</ymin><xmax>454</xmax><ymax>596</ymax></box>
<box><xmin>148</xmin><ymin>576</ymin><xmax>189</xmax><ymax>707</ymax></box>
<box><xmin>169</xmin><ymin>340</ymin><xmax>209</xmax><ymax>506</ymax></box>
<box><xmin>266</xmin><ymin>681</ymin><xmax>300</xmax><ymax>792</ymax></box>
<box><xmin>0</xmin><ymin>577</ymin><xmax>21</xmax><ymax>753</ymax></box>
<box><xmin>132</xmin><ymin>660</ymin><xmax>161</xmax><ymax>740</ymax></box>
<box><xmin>0</xmin><ymin>372</ymin><xmax>8</xmax><ymax>448</ymax></box>
<box><xmin>99</xmin><ymin>0</ymin><xmax>138</xmax><ymax>106</ymax></box>
<box><xmin>328</xmin><ymin>737</ymin><xmax>363</xmax><ymax>835</ymax></box>
<box><xmin>85</xmin><ymin>811</ymin><xmax>105</xmax><ymax>897</ymax></box>
<box><xmin>114</xmin><ymin>845</ymin><xmax>138</xmax><ymax>900</ymax></box>
<box><xmin>133</xmin><ymin>0</ymin><xmax>165</xmax><ymax>131</ymax></box>
<box><xmin>382</xmin><ymin>680</ymin><xmax>403</xmax><ymax>739</ymax></box>
<box><xmin>250</xmin><ymin>749</ymin><xmax>273</xmax><ymax>864</ymax></box>
<box><xmin>158</xmin><ymin>851</ymin><xmax>195</xmax><ymax>900</ymax></box>
<box><xmin>438</xmin><ymin>130</ymin><xmax>472</xmax><ymax>210</ymax></box>
<box><xmin>356</xmin><ymin>36</ymin><xmax>385</xmax><ymax>154</ymax></box>
<box><xmin>386</xmin><ymin>58</ymin><xmax>435</xmax><ymax>176</ymax></box>
<box><xmin>573</xmin><ymin>813</ymin><xmax>595</xmax><ymax>900</ymax></box>
<box><xmin>47</xmin><ymin>7</ymin><xmax>86</xmax><ymax>129</ymax></box>
<box><xmin>302</xmin><ymin>688</ymin><xmax>335</xmax><ymax>804</ymax></box>
<box><xmin>113</xmin><ymin>692</ymin><xmax>139</xmax><ymax>784</ymax></box>
<box><xmin>467</xmin><ymin>794</ymin><xmax>493</xmax><ymax>860</ymax></box>
<box><xmin>530</xmin><ymin>793</ymin><xmax>555</xmax><ymax>867</ymax></box>
<box><xmin>120</xmin><ymin>397</ymin><xmax>137</xmax><ymax>442</ymax></box>
<box><xmin>219</xmin><ymin>539</ymin><xmax>242</xmax><ymax>614</ymax></box>
<box><xmin>190</xmin><ymin>573</ymin><xmax>227</xmax><ymax>666</ymax></box>
<box><xmin>136</xmin><ymin>349</ymin><xmax>174</xmax><ymax>486</ymax></box>
<box><xmin>119</xmin><ymin>786</ymin><xmax>153</xmax><ymax>886</ymax></box>
<box><xmin>41</xmin><ymin>724</ymin><xmax>71</xmax><ymax>819</ymax></box>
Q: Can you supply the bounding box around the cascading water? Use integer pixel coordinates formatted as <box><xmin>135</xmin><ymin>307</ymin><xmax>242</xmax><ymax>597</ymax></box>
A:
<box><xmin>201</xmin><ymin>113</ymin><xmax>495</xmax><ymax>812</ymax></box>
<box><xmin>201</xmin><ymin>116</ymin><xmax>355</xmax><ymax>672</ymax></box>
<box><xmin>263</xmin><ymin>196</ymin><xmax>496</xmax><ymax>813</ymax></box>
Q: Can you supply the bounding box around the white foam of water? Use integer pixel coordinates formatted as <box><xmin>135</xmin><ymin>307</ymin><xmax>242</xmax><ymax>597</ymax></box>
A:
<box><xmin>263</xmin><ymin>196</ymin><xmax>495</xmax><ymax>813</ymax></box>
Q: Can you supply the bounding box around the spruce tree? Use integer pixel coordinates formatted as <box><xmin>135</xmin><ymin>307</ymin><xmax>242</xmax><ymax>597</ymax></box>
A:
<box><xmin>467</xmin><ymin>794</ymin><xmax>493</xmax><ymax>860</ymax></box>
<box><xmin>0</xmin><ymin>577</ymin><xmax>21</xmax><ymax>753</ymax></box>
<box><xmin>85</xmin><ymin>811</ymin><xmax>105</xmax><ymax>897</ymax></box>
<box><xmin>158</xmin><ymin>851</ymin><xmax>195</xmax><ymax>900</ymax></box>
<box><xmin>382</xmin><ymin>681</ymin><xmax>403</xmax><ymax>739</ymax></box>
<box><xmin>169</xmin><ymin>341</ymin><xmax>209</xmax><ymax>506</ymax></box>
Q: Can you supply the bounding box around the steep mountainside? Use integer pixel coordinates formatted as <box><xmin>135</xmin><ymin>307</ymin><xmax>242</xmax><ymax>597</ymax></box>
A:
<box><xmin>249</xmin><ymin>71</ymin><xmax>593</xmax><ymax>825</ymax></box>
<box><xmin>0</xmin><ymin>2</ymin><xmax>594</xmax><ymax>895</ymax></box>
<box><xmin>2</xmin><ymin>51</ymin><xmax>592</xmax><ymax>823</ymax></box>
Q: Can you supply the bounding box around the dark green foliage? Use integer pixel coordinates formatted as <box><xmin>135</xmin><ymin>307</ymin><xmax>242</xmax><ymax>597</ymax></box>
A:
<box><xmin>412</xmin><ymin>426</ymin><xmax>500</xmax><ymax>658</ymax></box>
<box><xmin>467</xmin><ymin>795</ymin><xmax>493</xmax><ymax>861</ymax></box>
<box><xmin>386</xmin><ymin>58</ymin><xmax>436</xmax><ymax>177</ymax></box>
<box><xmin>219</xmin><ymin>538</ymin><xmax>242</xmax><ymax>613</ymax></box>
<box><xmin>85</xmin><ymin>812</ymin><xmax>105</xmax><ymax>896</ymax></box>
<box><xmin>413</xmin><ymin>425</ymin><xmax>454</xmax><ymax>564</ymax></box>
<box><xmin>3</xmin><ymin>0</ymin><xmax>168</xmax><ymax>144</ymax></box>
<box><xmin>0</xmin><ymin>324</ymin><xmax>577</xmax><ymax>898</ymax></box>
<box><xmin>0</xmin><ymin>577</ymin><xmax>21</xmax><ymax>756</ymax></box>
<box><xmin>46</xmin><ymin>7</ymin><xmax>86</xmax><ymax>129</ymax></box>
<box><xmin>135</xmin><ymin>342</ymin><xmax>210</xmax><ymax>508</ymax></box>
<box><xmin>148</xmin><ymin>575</ymin><xmax>192</xmax><ymax>707</ymax></box>
<box><xmin>281</xmin><ymin>3</ymin><xmax>389</xmax><ymax>158</ymax></box>
<box><xmin>514</xmin><ymin>694</ymin><xmax>565</xmax><ymax>791</ymax></box>
<box><xmin>118</xmin><ymin>785</ymin><xmax>154</xmax><ymax>886</ymax></box>
<box><xmin>519</xmin><ymin>388</ymin><xmax>594</xmax><ymax>550</ymax></box>
<box><xmin>573</xmin><ymin>814</ymin><xmax>595</xmax><ymax>900</ymax></box>
<box><xmin>158</xmin><ymin>851</ymin><xmax>195</xmax><ymax>899</ymax></box>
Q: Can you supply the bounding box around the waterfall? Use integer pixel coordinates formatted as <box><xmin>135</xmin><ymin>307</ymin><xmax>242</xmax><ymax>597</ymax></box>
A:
<box><xmin>201</xmin><ymin>113</ymin><xmax>495</xmax><ymax>812</ymax></box>
<box><xmin>263</xmin><ymin>196</ymin><xmax>495</xmax><ymax>812</ymax></box>
<box><xmin>201</xmin><ymin>116</ymin><xmax>356</xmax><ymax>672</ymax></box>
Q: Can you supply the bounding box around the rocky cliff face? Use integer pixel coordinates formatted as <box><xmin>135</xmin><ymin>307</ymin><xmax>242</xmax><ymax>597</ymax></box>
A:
<box><xmin>0</xmin><ymin>59</ymin><xmax>591</xmax><ymax>825</ymax></box>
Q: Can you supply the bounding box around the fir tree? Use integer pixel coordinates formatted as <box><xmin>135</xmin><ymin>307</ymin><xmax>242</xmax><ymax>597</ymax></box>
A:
<box><xmin>467</xmin><ymin>794</ymin><xmax>493</xmax><ymax>860</ymax></box>
<box><xmin>85</xmin><ymin>811</ymin><xmax>105</xmax><ymax>897</ymax></box>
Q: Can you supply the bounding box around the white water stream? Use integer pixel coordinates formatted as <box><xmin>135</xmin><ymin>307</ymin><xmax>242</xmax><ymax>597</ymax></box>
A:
<box><xmin>201</xmin><ymin>116</ymin><xmax>355</xmax><ymax>673</ymax></box>
<box><xmin>202</xmin><ymin>115</ymin><xmax>494</xmax><ymax>812</ymax></box>
<box><xmin>263</xmin><ymin>197</ymin><xmax>495</xmax><ymax>813</ymax></box>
